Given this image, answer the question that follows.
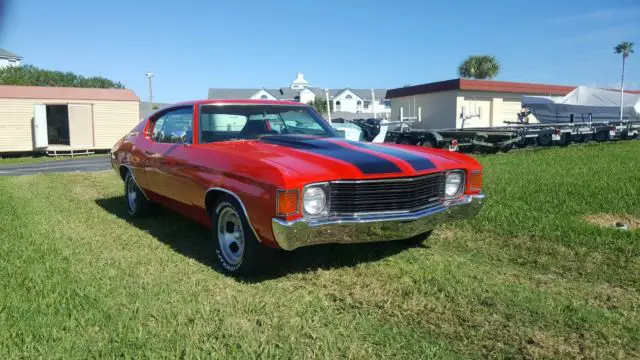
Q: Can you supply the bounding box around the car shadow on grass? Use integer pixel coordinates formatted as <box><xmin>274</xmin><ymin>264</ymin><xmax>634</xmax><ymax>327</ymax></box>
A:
<box><xmin>95</xmin><ymin>196</ymin><xmax>427</xmax><ymax>281</ymax></box>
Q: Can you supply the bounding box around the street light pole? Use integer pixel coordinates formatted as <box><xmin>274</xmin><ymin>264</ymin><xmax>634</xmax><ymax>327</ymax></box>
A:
<box><xmin>371</xmin><ymin>88</ymin><xmax>377</xmax><ymax>119</ymax></box>
<box><xmin>325</xmin><ymin>88</ymin><xmax>332</xmax><ymax>122</ymax></box>
<box><xmin>145</xmin><ymin>72</ymin><xmax>155</xmax><ymax>108</ymax></box>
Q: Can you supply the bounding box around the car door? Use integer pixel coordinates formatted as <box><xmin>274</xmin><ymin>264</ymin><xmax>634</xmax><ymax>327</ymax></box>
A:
<box><xmin>144</xmin><ymin>106</ymin><xmax>196</xmax><ymax>209</ymax></box>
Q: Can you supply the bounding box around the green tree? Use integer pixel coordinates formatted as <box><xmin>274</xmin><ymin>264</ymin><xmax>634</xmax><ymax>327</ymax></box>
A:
<box><xmin>614</xmin><ymin>41</ymin><xmax>635</xmax><ymax>119</ymax></box>
<box><xmin>308</xmin><ymin>98</ymin><xmax>333</xmax><ymax>114</ymax></box>
<box><xmin>457</xmin><ymin>55</ymin><xmax>501</xmax><ymax>80</ymax></box>
<box><xmin>0</xmin><ymin>65</ymin><xmax>125</xmax><ymax>89</ymax></box>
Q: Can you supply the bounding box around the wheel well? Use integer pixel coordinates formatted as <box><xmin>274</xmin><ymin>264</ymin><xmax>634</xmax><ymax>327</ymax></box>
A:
<box><xmin>205</xmin><ymin>189</ymin><xmax>227</xmax><ymax>215</ymax></box>
<box><xmin>119</xmin><ymin>165</ymin><xmax>129</xmax><ymax>180</ymax></box>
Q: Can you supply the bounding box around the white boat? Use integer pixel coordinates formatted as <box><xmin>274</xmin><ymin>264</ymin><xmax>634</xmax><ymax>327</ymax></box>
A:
<box><xmin>521</xmin><ymin>86</ymin><xmax>640</xmax><ymax>124</ymax></box>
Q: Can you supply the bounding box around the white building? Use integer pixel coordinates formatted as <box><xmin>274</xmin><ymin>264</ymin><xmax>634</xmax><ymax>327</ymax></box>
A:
<box><xmin>386</xmin><ymin>78</ymin><xmax>587</xmax><ymax>129</ymax></box>
<box><xmin>208</xmin><ymin>73</ymin><xmax>392</xmax><ymax>119</ymax></box>
<box><xmin>0</xmin><ymin>49</ymin><xmax>22</xmax><ymax>69</ymax></box>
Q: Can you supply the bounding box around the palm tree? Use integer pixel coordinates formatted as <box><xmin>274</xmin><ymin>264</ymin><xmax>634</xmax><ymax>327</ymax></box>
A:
<box><xmin>614</xmin><ymin>41</ymin><xmax>634</xmax><ymax>121</ymax></box>
<box><xmin>458</xmin><ymin>55</ymin><xmax>501</xmax><ymax>79</ymax></box>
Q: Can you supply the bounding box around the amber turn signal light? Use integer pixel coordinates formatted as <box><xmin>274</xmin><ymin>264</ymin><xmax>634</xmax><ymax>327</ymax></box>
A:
<box><xmin>469</xmin><ymin>171</ymin><xmax>482</xmax><ymax>192</ymax></box>
<box><xmin>277</xmin><ymin>189</ymin><xmax>300</xmax><ymax>216</ymax></box>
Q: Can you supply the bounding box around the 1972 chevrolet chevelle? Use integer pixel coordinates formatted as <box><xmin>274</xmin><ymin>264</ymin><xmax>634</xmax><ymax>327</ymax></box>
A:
<box><xmin>111</xmin><ymin>99</ymin><xmax>485</xmax><ymax>275</ymax></box>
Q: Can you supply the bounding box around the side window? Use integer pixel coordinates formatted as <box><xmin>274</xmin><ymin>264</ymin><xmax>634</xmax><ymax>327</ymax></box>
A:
<box><xmin>151</xmin><ymin>116</ymin><xmax>166</xmax><ymax>141</ymax></box>
<box><xmin>150</xmin><ymin>107</ymin><xmax>194</xmax><ymax>144</ymax></box>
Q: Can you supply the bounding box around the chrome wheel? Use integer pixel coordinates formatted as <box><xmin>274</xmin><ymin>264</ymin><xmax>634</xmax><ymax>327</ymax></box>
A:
<box><xmin>217</xmin><ymin>207</ymin><xmax>245</xmax><ymax>266</ymax></box>
<box><xmin>126</xmin><ymin>178</ymin><xmax>137</xmax><ymax>213</ymax></box>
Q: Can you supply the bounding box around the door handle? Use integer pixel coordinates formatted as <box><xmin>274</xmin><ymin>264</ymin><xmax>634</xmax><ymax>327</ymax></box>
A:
<box><xmin>144</xmin><ymin>150</ymin><xmax>157</xmax><ymax>156</ymax></box>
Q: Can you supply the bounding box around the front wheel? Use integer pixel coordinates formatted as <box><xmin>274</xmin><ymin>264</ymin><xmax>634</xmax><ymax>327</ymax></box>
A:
<box><xmin>212</xmin><ymin>195</ymin><xmax>274</xmax><ymax>276</ymax></box>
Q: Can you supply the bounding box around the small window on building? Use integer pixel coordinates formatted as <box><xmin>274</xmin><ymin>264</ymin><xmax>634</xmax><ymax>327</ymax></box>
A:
<box><xmin>364</xmin><ymin>101</ymin><xmax>371</xmax><ymax>109</ymax></box>
<box><xmin>384</xmin><ymin>100</ymin><xmax>391</xmax><ymax>108</ymax></box>
<box><xmin>335</xmin><ymin>101</ymin><xmax>341</xmax><ymax>111</ymax></box>
<box><xmin>260</xmin><ymin>95</ymin><xmax>268</xmax><ymax>100</ymax></box>
<box><xmin>345</xmin><ymin>95</ymin><xmax>353</xmax><ymax>99</ymax></box>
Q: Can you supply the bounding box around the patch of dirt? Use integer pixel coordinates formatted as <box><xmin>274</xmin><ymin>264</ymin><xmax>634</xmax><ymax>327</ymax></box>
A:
<box><xmin>583</xmin><ymin>213</ymin><xmax>640</xmax><ymax>231</ymax></box>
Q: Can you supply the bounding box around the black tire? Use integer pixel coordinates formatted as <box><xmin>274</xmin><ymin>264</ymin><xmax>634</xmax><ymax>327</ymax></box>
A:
<box><xmin>515</xmin><ymin>137</ymin><xmax>528</xmax><ymax>148</ymax></box>
<box><xmin>537</xmin><ymin>134</ymin><xmax>553</xmax><ymax>147</ymax></box>
<box><xmin>211</xmin><ymin>195</ymin><xmax>274</xmax><ymax>276</ymax></box>
<box><xmin>361</xmin><ymin>128</ymin><xmax>373</xmax><ymax>142</ymax></box>
<box><xmin>593</xmin><ymin>130</ymin><xmax>609</xmax><ymax>142</ymax></box>
<box><xmin>400</xmin><ymin>231</ymin><xmax>432</xmax><ymax>247</ymax></box>
<box><xmin>620</xmin><ymin>131</ymin><xmax>631</xmax><ymax>140</ymax></box>
<box><xmin>124</xmin><ymin>171</ymin><xmax>153</xmax><ymax>217</ymax></box>
<box><xmin>500</xmin><ymin>143</ymin><xmax>514</xmax><ymax>153</ymax></box>
<box><xmin>556</xmin><ymin>133</ymin><xmax>572</xmax><ymax>147</ymax></box>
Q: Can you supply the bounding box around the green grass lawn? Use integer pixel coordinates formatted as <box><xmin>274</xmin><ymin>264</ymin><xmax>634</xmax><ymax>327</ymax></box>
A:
<box><xmin>0</xmin><ymin>141</ymin><xmax>638</xmax><ymax>359</ymax></box>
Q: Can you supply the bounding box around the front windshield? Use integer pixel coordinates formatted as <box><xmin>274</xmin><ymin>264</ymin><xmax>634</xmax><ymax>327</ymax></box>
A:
<box><xmin>198</xmin><ymin>104</ymin><xmax>337</xmax><ymax>143</ymax></box>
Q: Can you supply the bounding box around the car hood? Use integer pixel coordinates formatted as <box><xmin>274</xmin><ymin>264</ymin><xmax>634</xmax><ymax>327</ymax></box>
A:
<box><xmin>201</xmin><ymin>136</ymin><xmax>466</xmax><ymax>185</ymax></box>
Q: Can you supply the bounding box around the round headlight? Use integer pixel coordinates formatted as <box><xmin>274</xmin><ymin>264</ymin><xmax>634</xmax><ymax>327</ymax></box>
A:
<box><xmin>303</xmin><ymin>187</ymin><xmax>327</xmax><ymax>215</ymax></box>
<box><xmin>445</xmin><ymin>172</ymin><xmax>464</xmax><ymax>197</ymax></box>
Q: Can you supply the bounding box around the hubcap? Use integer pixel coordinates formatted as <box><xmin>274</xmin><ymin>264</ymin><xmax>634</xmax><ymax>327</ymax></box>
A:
<box><xmin>217</xmin><ymin>207</ymin><xmax>245</xmax><ymax>266</ymax></box>
<box><xmin>127</xmin><ymin>178</ymin><xmax>137</xmax><ymax>212</ymax></box>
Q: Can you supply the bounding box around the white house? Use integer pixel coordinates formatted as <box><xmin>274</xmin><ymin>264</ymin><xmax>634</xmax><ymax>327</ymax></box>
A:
<box><xmin>208</xmin><ymin>73</ymin><xmax>392</xmax><ymax>119</ymax></box>
<box><xmin>0</xmin><ymin>49</ymin><xmax>22</xmax><ymax>69</ymax></box>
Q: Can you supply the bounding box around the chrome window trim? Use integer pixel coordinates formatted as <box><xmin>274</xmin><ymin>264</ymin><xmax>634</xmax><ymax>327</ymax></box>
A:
<box><xmin>205</xmin><ymin>187</ymin><xmax>262</xmax><ymax>242</ymax></box>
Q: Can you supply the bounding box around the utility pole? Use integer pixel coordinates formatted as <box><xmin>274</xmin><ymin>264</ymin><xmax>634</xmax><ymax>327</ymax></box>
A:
<box><xmin>145</xmin><ymin>72</ymin><xmax>155</xmax><ymax>108</ymax></box>
<box><xmin>325</xmin><ymin>88</ymin><xmax>332</xmax><ymax>122</ymax></box>
<box><xmin>371</xmin><ymin>88</ymin><xmax>377</xmax><ymax>119</ymax></box>
<box><xmin>620</xmin><ymin>62</ymin><xmax>625</xmax><ymax>122</ymax></box>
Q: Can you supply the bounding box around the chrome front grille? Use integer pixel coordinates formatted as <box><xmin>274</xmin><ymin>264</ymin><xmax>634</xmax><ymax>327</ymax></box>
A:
<box><xmin>329</xmin><ymin>173</ymin><xmax>445</xmax><ymax>215</ymax></box>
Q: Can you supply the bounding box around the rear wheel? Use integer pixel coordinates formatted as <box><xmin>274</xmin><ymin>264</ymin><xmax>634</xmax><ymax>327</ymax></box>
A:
<box><xmin>124</xmin><ymin>171</ymin><xmax>153</xmax><ymax>217</ymax></box>
<box><xmin>211</xmin><ymin>195</ymin><xmax>274</xmax><ymax>276</ymax></box>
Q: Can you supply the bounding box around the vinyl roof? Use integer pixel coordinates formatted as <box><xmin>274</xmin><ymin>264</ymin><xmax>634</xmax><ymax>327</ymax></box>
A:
<box><xmin>0</xmin><ymin>85</ymin><xmax>139</xmax><ymax>101</ymax></box>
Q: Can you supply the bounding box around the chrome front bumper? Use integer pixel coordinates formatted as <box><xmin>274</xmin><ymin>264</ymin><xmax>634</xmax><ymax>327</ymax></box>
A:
<box><xmin>271</xmin><ymin>194</ymin><xmax>485</xmax><ymax>251</ymax></box>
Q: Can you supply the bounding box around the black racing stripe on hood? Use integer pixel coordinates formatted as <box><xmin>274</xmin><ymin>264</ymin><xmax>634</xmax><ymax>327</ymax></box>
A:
<box><xmin>260</xmin><ymin>136</ymin><xmax>402</xmax><ymax>174</ymax></box>
<box><xmin>348</xmin><ymin>141</ymin><xmax>436</xmax><ymax>171</ymax></box>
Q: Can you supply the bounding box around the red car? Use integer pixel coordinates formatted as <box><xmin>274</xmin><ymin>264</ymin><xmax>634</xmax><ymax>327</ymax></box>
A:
<box><xmin>111</xmin><ymin>99</ymin><xmax>485</xmax><ymax>275</ymax></box>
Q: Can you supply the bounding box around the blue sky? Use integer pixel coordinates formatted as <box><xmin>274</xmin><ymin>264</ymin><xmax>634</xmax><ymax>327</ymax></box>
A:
<box><xmin>0</xmin><ymin>0</ymin><xmax>638</xmax><ymax>102</ymax></box>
